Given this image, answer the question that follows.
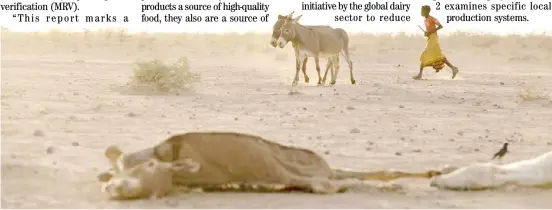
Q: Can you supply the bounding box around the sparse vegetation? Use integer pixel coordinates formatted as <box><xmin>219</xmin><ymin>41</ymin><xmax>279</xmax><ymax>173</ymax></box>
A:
<box><xmin>130</xmin><ymin>57</ymin><xmax>199</xmax><ymax>93</ymax></box>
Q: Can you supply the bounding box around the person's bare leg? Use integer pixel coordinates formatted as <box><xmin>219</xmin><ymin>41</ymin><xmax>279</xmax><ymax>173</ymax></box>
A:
<box><xmin>413</xmin><ymin>64</ymin><xmax>424</xmax><ymax>80</ymax></box>
<box><xmin>443</xmin><ymin>58</ymin><xmax>459</xmax><ymax>79</ymax></box>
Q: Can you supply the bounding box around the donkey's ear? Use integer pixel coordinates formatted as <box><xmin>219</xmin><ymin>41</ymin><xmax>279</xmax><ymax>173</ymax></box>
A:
<box><xmin>292</xmin><ymin>15</ymin><xmax>303</xmax><ymax>22</ymax></box>
<box><xmin>284</xmin><ymin>15</ymin><xmax>292</xmax><ymax>21</ymax></box>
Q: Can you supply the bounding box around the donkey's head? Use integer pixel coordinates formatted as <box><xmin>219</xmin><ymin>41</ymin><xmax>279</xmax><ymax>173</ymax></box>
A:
<box><xmin>270</xmin><ymin>11</ymin><xmax>298</xmax><ymax>47</ymax></box>
<box><xmin>276</xmin><ymin>14</ymin><xmax>303</xmax><ymax>48</ymax></box>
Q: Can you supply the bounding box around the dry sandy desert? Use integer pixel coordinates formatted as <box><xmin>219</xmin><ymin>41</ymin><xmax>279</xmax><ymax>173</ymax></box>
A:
<box><xmin>1</xmin><ymin>29</ymin><xmax>552</xmax><ymax>208</ymax></box>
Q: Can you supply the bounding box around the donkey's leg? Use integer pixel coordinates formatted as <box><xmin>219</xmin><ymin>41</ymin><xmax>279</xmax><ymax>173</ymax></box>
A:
<box><xmin>292</xmin><ymin>51</ymin><xmax>305</xmax><ymax>89</ymax></box>
<box><xmin>314</xmin><ymin>56</ymin><xmax>323</xmax><ymax>85</ymax></box>
<box><xmin>330</xmin><ymin>56</ymin><xmax>340</xmax><ymax>85</ymax></box>
<box><xmin>322</xmin><ymin>57</ymin><xmax>333</xmax><ymax>84</ymax></box>
<box><xmin>341</xmin><ymin>49</ymin><xmax>356</xmax><ymax>84</ymax></box>
<box><xmin>301</xmin><ymin>57</ymin><xmax>309</xmax><ymax>83</ymax></box>
<box><xmin>293</xmin><ymin>58</ymin><xmax>301</xmax><ymax>87</ymax></box>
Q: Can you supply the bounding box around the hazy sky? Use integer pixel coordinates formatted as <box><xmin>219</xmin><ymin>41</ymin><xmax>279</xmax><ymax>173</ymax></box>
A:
<box><xmin>1</xmin><ymin>0</ymin><xmax>551</xmax><ymax>35</ymax></box>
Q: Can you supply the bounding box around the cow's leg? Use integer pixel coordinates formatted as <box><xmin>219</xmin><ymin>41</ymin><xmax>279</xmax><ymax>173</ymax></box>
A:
<box><xmin>314</xmin><ymin>56</ymin><xmax>323</xmax><ymax>85</ymax></box>
<box><xmin>98</xmin><ymin>172</ymin><xmax>114</xmax><ymax>182</ymax></box>
<box><xmin>287</xmin><ymin>176</ymin><xmax>340</xmax><ymax>194</ymax></box>
<box><xmin>301</xmin><ymin>57</ymin><xmax>309</xmax><ymax>83</ymax></box>
<box><xmin>341</xmin><ymin>49</ymin><xmax>356</xmax><ymax>84</ymax></box>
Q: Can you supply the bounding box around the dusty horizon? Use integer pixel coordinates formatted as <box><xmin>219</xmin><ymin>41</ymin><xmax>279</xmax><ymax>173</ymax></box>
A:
<box><xmin>2</xmin><ymin>26</ymin><xmax>552</xmax><ymax>37</ymax></box>
<box><xmin>1</xmin><ymin>29</ymin><xmax>551</xmax><ymax>208</ymax></box>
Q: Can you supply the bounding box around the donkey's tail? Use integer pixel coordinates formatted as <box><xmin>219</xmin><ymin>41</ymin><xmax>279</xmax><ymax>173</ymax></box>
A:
<box><xmin>330</xmin><ymin>168</ymin><xmax>443</xmax><ymax>181</ymax></box>
<box><xmin>334</xmin><ymin>28</ymin><xmax>350</xmax><ymax>50</ymax></box>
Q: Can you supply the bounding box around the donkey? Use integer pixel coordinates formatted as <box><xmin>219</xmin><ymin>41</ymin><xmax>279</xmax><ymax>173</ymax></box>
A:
<box><xmin>276</xmin><ymin>15</ymin><xmax>356</xmax><ymax>88</ymax></box>
<box><xmin>270</xmin><ymin>12</ymin><xmax>337</xmax><ymax>85</ymax></box>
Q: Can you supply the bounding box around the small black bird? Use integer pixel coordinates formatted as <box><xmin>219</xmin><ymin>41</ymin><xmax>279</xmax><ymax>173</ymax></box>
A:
<box><xmin>492</xmin><ymin>143</ymin><xmax>509</xmax><ymax>160</ymax></box>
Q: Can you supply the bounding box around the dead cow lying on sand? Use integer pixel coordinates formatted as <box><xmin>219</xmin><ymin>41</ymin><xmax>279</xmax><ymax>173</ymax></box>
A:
<box><xmin>98</xmin><ymin>132</ymin><xmax>444</xmax><ymax>200</ymax></box>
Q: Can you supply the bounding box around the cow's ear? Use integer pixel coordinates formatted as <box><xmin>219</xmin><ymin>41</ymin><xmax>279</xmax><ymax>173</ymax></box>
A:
<box><xmin>146</xmin><ymin>159</ymin><xmax>157</xmax><ymax>168</ymax></box>
<box><xmin>278</xmin><ymin>14</ymin><xmax>284</xmax><ymax>19</ymax></box>
<box><xmin>171</xmin><ymin>158</ymin><xmax>201</xmax><ymax>173</ymax></box>
<box><xmin>105</xmin><ymin>145</ymin><xmax>124</xmax><ymax>173</ymax></box>
<box><xmin>105</xmin><ymin>145</ymin><xmax>123</xmax><ymax>160</ymax></box>
<box><xmin>97</xmin><ymin>172</ymin><xmax>114</xmax><ymax>182</ymax></box>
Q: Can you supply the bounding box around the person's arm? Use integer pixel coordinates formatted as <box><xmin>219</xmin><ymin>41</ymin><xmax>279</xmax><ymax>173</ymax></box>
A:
<box><xmin>427</xmin><ymin>17</ymin><xmax>443</xmax><ymax>34</ymax></box>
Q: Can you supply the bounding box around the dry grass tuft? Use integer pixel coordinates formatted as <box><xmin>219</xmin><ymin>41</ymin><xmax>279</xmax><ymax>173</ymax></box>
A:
<box><xmin>129</xmin><ymin>57</ymin><xmax>199</xmax><ymax>93</ymax></box>
<box><xmin>518</xmin><ymin>86</ymin><xmax>550</xmax><ymax>101</ymax></box>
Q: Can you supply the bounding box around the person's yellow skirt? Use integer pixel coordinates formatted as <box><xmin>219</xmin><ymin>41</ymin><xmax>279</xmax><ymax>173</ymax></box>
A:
<box><xmin>420</xmin><ymin>33</ymin><xmax>446</xmax><ymax>71</ymax></box>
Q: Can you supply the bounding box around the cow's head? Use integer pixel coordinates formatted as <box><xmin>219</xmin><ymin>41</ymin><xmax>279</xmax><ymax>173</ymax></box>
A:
<box><xmin>98</xmin><ymin>145</ymin><xmax>201</xmax><ymax>199</ymax></box>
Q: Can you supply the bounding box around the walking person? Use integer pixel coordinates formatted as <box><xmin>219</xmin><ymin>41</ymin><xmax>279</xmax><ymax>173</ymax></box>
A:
<box><xmin>413</xmin><ymin>5</ymin><xmax>459</xmax><ymax>80</ymax></box>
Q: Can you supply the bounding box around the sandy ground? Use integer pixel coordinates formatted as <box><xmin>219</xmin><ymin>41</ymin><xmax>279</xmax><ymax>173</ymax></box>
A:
<box><xmin>1</xmin><ymin>30</ymin><xmax>552</xmax><ymax>208</ymax></box>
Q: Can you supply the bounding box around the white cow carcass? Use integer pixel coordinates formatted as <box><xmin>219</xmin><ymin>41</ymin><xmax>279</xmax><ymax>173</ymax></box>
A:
<box><xmin>430</xmin><ymin>151</ymin><xmax>552</xmax><ymax>190</ymax></box>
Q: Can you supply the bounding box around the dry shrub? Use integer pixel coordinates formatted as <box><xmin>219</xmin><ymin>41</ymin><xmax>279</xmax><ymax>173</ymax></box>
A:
<box><xmin>518</xmin><ymin>86</ymin><xmax>550</xmax><ymax>101</ymax></box>
<box><xmin>130</xmin><ymin>57</ymin><xmax>199</xmax><ymax>93</ymax></box>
